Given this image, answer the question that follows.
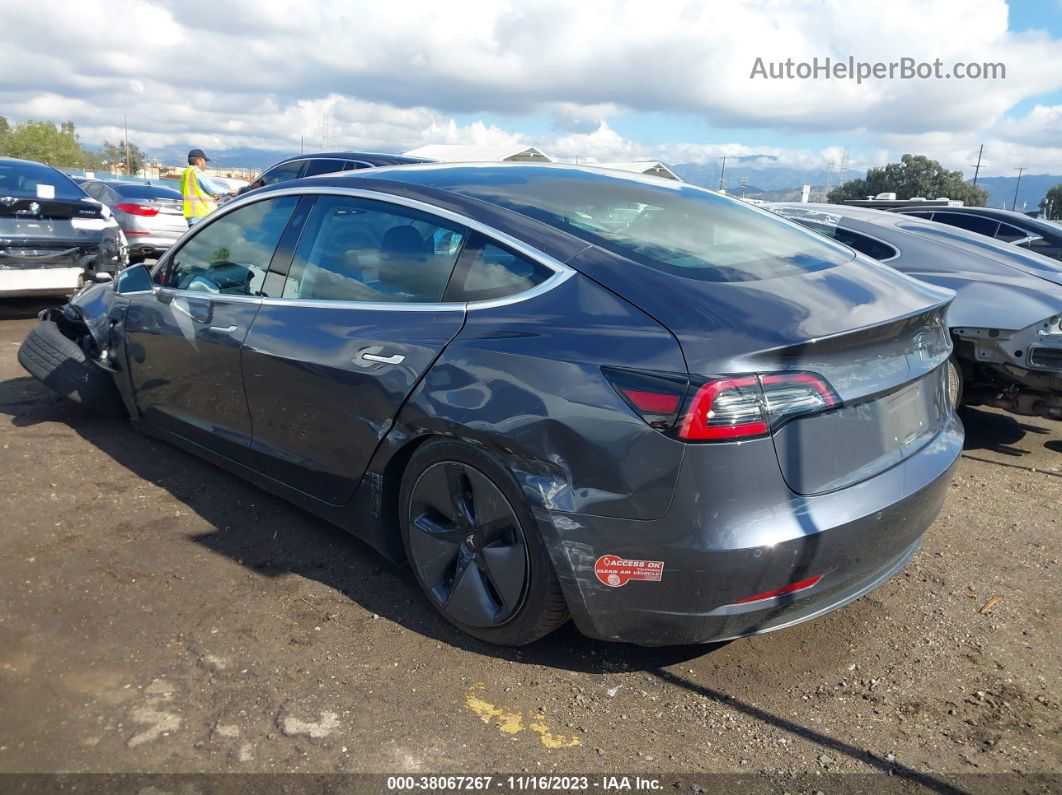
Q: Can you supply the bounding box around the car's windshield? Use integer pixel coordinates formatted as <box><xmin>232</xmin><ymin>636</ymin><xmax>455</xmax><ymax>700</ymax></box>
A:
<box><xmin>395</xmin><ymin>168</ymin><xmax>854</xmax><ymax>282</ymax></box>
<box><xmin>109</xmin><ymin>183</ymin><xmax>181</xmax><ymax>200</ymax></box>
<box><xmin>0</xmin><ymin>160</ymin><xmax>86</xmax><ymax>200</ymax></box>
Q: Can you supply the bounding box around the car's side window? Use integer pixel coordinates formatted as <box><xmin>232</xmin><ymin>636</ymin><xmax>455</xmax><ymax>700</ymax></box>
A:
<box><xmin>257</xmin><ymin>160</ymin><xmax>306</xmax><ymax>188</ymax></box>
<box><xmin>82</xmin><ymin>182</ymin><xmax>104</xmax><ymax>200</ymax></box>
<box><xmin>445</xmin><ymin>237</ymin><xmax>554</xmax><ymax>301</ymax></box>
<box><xmin>934</xmin><ymin>212</ymin><xmax>999</xmax><ymax>238</ymax></box>
<box><xmin>829</xmin><ymin>228</ymin><xmax>899</xmax><ymax>261</ymax></box>
<box><xmin>164</xmin><ymin>196</ymin><xmax>299</xmax><ymax>296</ymax></box>
<box><xmin>303</xmin><ymin>159</ymin><xmax>346</xmax><ymax>177</ymax></box>
<box><xmin>994</xmin><ymin>222</ymin><xmax>1031</xmax><ymax>243</ymax></box>
<box><xmin>282</xmin><ymin>195</ymin><xmax>468</xmax><ymax>303</ymax></box>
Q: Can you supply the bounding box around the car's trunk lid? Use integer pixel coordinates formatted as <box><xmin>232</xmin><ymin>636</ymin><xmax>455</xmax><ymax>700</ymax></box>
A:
<box><xmin>568</xmin><ymin>248</ymin><xmax>955</xmax><ymax>494</ymax></box>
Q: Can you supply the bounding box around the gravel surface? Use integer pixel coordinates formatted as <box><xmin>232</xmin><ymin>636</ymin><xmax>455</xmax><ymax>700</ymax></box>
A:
<box><xmin>0</xmin><ymin>296</ymin><xmax>1059</xmax><ymax>790</ymax></box>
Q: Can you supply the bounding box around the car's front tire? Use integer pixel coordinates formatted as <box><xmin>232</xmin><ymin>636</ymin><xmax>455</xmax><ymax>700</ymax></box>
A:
<box><xmin>17</xmin><ymin>320</ymin><xmax>126</xmax><ymax>417</ymax></box>
<box><xmin>399</xmin><ymin>439</ymin><xmax>568</xmax><ymax>645</ymax></box>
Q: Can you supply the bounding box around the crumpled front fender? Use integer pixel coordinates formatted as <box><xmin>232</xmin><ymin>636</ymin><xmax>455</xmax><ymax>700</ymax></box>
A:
<box><xmin>63</xmin><ymin>279</ymin><xmax>127</xmax><ymax>349</ymax></box>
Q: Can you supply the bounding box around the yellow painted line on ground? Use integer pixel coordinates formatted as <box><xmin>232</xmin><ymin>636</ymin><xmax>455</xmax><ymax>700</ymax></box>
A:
<box><xmin>464</xmin><ymin>684</ymin><xmax>581</xmax><ymax>748</ymax></box>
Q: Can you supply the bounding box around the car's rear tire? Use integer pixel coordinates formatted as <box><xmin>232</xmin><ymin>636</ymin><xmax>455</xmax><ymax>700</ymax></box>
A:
<box><xmin>17</xmin><ymin>320</ymin><xmax>126</xmax><ymax>417</ymax></box>
<box><xmin>946</xmin><ymin>356</ymin><xmax>964</xmax><ymax>410</ymax></box>
<box><xmin>399</xmin><ymin>439</ymin><xmax>568</xmax><ymax>645</ymax></box>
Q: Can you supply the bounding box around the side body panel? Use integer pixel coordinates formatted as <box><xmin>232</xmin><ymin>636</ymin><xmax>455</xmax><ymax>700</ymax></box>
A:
<box><xmin>242</xmin><ymin>304</ymin><xmax>466</xmax><ymax>504</ymax></box>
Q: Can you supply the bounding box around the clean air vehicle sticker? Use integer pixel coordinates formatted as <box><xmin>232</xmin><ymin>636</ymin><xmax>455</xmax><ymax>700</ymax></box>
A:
<box><xmin>594</xmin><ymin>555</ymin><xmax>664</xmax><ymax>587</ymax></box>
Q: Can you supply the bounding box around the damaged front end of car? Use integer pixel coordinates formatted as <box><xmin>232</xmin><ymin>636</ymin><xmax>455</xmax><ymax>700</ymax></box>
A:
<box><xmin>950</xmin><ymin>308</ymin><xmax>1062</xmax><ymax>420</ymax></box>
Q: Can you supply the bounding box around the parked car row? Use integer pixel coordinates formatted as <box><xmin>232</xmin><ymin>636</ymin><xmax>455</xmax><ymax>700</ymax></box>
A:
<box><xmin>770</xmin><ymin>203</ymin><xmax>1062</xmax><ymax>421</ymax></box>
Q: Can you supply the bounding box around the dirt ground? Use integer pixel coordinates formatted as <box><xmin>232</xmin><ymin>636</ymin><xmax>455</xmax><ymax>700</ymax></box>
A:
<box><xmin>0</xmin><ymin>296</ymin><xmax>1059</xmax><ymax>791</ymax></box>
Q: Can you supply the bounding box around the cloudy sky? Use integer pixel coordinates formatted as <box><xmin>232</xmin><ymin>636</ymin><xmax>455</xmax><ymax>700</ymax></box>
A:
<box><xmin>1</xmin><ymin>0</ymin><xmax>1061</xmax><ymax>175</ymax></box>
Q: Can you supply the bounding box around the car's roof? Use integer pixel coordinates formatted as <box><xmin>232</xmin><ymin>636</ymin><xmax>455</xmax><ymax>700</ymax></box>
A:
<box><xmin>0</xmin><ymin>156</ymin><xmax>63</xmax><ymax>170</ymax></box>
<box><xmin>315</xmin><ymin>160</ymin><xmax>693</xmax><ymax>190</ymax></box>
<box><xmin>262</xmin><ymin>161</ymin><xmax>706</xmax><ymax>265</ymax></box>
<box><xmin>893</xmin><ymin>205</ymin><xmax>1025</xmax><ymax>219</ymax></box>
<box><xmin>95</xmin><ymin>179</ymin><xmax>179</xmax><ymax>190</ymax></box>
<box><xmin>273</xmin><ymin>151</ymin><xmax>433</xmax><ymax>167</ymax></box>
<box><xmin>768</xmin><ymin>202</ymin><xmax>905</xmax><ymax>227</ymax></box>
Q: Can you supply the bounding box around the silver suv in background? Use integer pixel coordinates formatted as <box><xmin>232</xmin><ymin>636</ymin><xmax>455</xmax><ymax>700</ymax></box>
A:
<box><xmin>78</xmin><ymin>180</ymin><xmax>187</xmax><ymax>263</ymax></box>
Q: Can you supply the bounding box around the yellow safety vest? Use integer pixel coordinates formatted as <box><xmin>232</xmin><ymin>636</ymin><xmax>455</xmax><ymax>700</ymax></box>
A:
<box><xmin>180</xmin><ymin>166</ymin><xmax>216</xmax><ymax>220</ymax></box>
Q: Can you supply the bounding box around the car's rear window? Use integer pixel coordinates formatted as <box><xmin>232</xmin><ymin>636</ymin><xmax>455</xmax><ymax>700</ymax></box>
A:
<box><xmin>0</xmin><ymin>161</ymin><xmax>86</xmax><ymax>200</ymax></box>
<box><xmin>109</xmin><ymin>183</ymin><xmax>181</xmax><ymax>200</ymax></box>
<box><xmin>405</xmin><ymin>169</ymin><xmax>853</xmax><ymax>282</ymax></box>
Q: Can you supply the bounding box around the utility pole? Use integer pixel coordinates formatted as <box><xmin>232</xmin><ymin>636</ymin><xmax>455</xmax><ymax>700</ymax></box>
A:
<box><xmin>1012</xmin><ymin>167</ymin><xmax>1026</xmax><ymax>211</ymax></box>
<box><xmin>970</xmin><ymin>144</ymin><xmax>983</xmax><ymax>186</ymax></box>
<box><xmin>123</xmin><ymin>114</ymin><xmax>130</xmax><ymax>176</ymax></box>
<box><xmin>300</xmin><ymin>135</ymin><xmax>304</xmax><ymax>155</ymax></box>
<box><xmin>739</xmin><ymin>175</ymin><xmax>748</xmax><ymax>198</ymax></box>
<box><xmin>822</xmin><ymin>160</ymin><xmax>835</xmax><ymax>201</ymax></box>
<box><xmin>718</xmin><ymin>155</ymin><xmax>727</xmax><ymax>191</ymax></box>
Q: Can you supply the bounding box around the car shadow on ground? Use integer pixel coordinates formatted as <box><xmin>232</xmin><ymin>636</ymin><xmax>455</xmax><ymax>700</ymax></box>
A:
<box><xmin>0</xmin><ymin>373</ymin><xmax>711</xmax><ymax>673</ymax></box>
<box><xmin>959</xmin><ymin>405</ymin><xmax>1054</xmax><ymax>456</ymax></box>
<box><xmin>0</xmin><ymin>374</ymin><xmax>979</xmax><ymax>791</ymax></box>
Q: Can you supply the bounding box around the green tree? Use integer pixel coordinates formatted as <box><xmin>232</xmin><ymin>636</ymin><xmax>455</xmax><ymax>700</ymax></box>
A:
<box><xmin>0</xmin><ymin>119</ymin><xmax>87</xmax><ymax>167</ymax></box>
<box><xmin>101</xmin><ymin>139</ymin><xmax>147</xmax><ymax>174</ymax></box>
<box><xmin>0</xmin><ymin>116</ymin><xmax>9</xmax><ymax>147</ymax></box>
<box><xmin>827</xmin><ymin>154</ymin><xmax>987</xmax><ymax>206</ymax></box>
<box><xmin>1040</xmin><ymin>185</ymin><xmax>1062</xmax><ymax>221</ymax></box>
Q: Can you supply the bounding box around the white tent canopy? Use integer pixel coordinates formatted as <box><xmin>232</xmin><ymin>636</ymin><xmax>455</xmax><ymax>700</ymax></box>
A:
<box><xmin>592</xmin><ymin>161</ymin><xmax>681</xmax><ymax>181</ymax></box>
<box><xmin>403</xmin><ymin>144</ymin><xmax>552</xmax><ymax>162</ymax></box>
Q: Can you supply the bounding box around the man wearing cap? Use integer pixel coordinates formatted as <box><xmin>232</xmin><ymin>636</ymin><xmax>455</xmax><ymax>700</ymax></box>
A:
<box><xmin>180</xmin><ymin>148</ymin><xmax>232</xmax><ymax>226</ymax></box>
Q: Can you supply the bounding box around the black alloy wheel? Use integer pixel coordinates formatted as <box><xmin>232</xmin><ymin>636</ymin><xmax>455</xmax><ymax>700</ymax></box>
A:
<box><xmin>407</xmin><ymin>460</ymin><xmax>528</xmax><ymax>627</ymax></box>
<box><xmin>399</xmin><ymin>440</ymin><xmax>569</xmax><ymax>645</ymax></box>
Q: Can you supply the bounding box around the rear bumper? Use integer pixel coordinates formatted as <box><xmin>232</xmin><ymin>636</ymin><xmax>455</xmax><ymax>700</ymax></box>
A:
<box><xmin>0</xmin><ymin>266</ymin><xmax>82</xmax><ymax>296</ymax></box>
<box><xmin>124</xmin><ymin>231</ymin><xmax>183</xmax><ymax>258</ymax></box>
<box><xmin>538</xmin><ymin>414</ymin><xmax>962</xmax><ymax>646</ymax></box>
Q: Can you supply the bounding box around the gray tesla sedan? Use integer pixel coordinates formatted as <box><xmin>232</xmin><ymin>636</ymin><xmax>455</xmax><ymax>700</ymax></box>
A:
<box><xmin>20</xmin><ymin>164</ymin><xmax>962</xmax><ymax>646</ymax></box>
<box><xmin>771</xmin><ymin>203</ymin><xmax>1062</xmax><ymax>421</ymax></box>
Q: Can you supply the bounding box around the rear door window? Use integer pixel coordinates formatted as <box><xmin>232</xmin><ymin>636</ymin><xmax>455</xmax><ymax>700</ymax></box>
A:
<box><xmin>994</xmin><ymin>222</ymin><xmax>1032</xmax><ymax>243</ymax></box>
<box><xmin>933</xmin><ymin>212</ymin><xmax>1000</xmax><ymax>238</ymax></box>
<box><xmin>256</xmin><ymin>160</ymin><xmax>306</xmax><ymax>187</ymax></box>
<box><xmin>827</xmin><ymin>227</ymin><xmax>898</xmax><ymax>261</ymax></box>
<box><xmin>282</xmin><ymin>195</ymin><xmax>468</xmax><ymax>303</ymax></box>
<box><xmin>445</xmin><ymin>236</ymin><xmax>553</xmax><ymax>301</ymax></box>
<box><xmin>303</xmin><ymin>159</ymin><xmax>347</xmax><ymax>177</ymax></box>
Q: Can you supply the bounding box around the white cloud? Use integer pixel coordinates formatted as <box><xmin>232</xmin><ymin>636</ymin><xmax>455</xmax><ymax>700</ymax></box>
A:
<box><xmin>0</xmin><ymin>0</ymin><xmax>1059</xmax><ymax>174</ymax></box>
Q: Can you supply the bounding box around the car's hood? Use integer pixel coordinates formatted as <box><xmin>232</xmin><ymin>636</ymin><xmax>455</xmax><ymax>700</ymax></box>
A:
<box><xmin>902</xmin><ymin>268</ymin><xmax>1062</xmax><ymax>331</ymax></box>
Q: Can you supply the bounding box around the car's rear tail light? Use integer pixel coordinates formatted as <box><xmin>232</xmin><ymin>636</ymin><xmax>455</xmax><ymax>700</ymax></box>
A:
<box><xmin>115</xmin><ymin>202</ymin><xmax>159</xmax><ymax>217</ymax></box>
<box><xmin>602</xmin><ymin>367</ymin><xmax>688</xmax><ymax>430</ymax></box>
<box><xmin>727</xmin><ymin>574</ymin><xmax>823</xmax><ymax>606</ymax></box>
<box><xmin>759</xmin><ymin>373</ymin><xmax>839</xmax><ymax>427</ymax></box>
<box><xmin>604</xmin><ymin>367</ymin><xmax>839</xmax><ymax>441</ymax></box>
<box><xmin>677</xmin><ymin>372</ymin><xmax>839</xmax><ymax>442</ymax></box>
<box><xmin>679</xmin><ymin>376</ymin><xmax>768</xmax><ymax>440</ymax></box>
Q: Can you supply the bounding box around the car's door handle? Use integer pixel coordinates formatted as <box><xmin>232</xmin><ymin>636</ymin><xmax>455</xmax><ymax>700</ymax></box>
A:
<box><xmin>361</xmin><ymin>352</ymin><xmax>405</xmax><ymax>365</ymax></box>
<box><xmin>208</xmin><ymin>324</ymin><xmax>238</xmax><ymax>334</ymax></box>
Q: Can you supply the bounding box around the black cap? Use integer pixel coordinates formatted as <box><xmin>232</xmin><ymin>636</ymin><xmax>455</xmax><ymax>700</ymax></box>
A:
<box><xmin>188</xmin><ymin>148</ymin><xmax>210</xmax><ymax>161</ymax></box>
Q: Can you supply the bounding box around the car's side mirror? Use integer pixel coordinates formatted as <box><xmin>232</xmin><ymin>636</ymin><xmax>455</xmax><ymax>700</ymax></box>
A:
<box><xmin>115</xmin><ymin>263</ymin><xmax>155</xmax><ymax>295</ymax></box>
<box><xmin>237</xmin><ymin>185</ymin><xmax>251</xmax><ymax>195</ymax></box>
